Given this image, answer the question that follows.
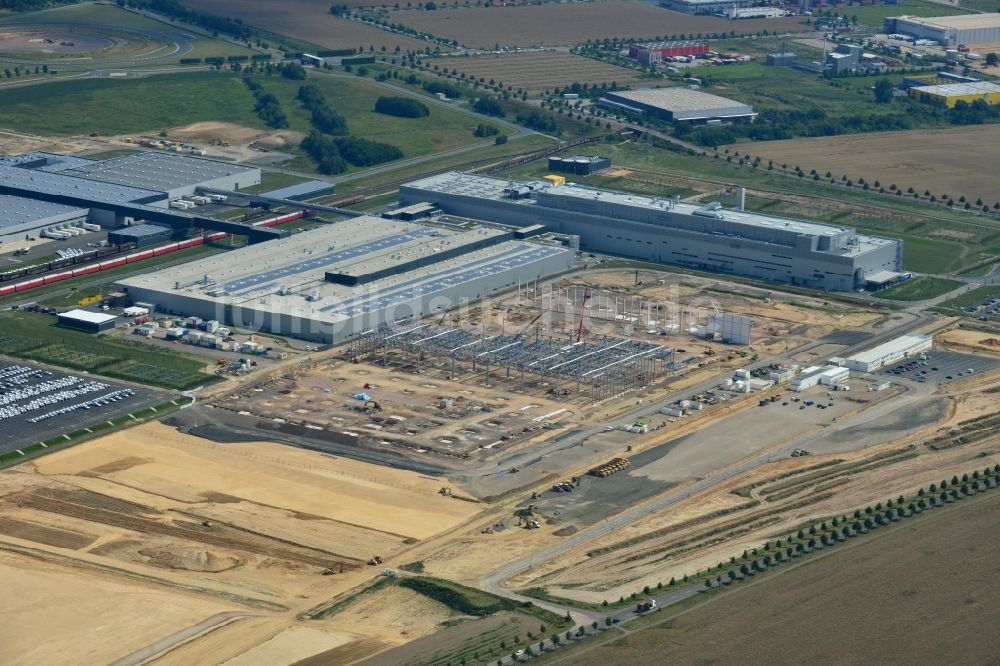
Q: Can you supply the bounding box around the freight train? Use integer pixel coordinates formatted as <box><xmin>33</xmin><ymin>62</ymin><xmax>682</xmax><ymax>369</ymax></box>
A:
<box><xmin>0</xmin><ymin>211</ymin><xmax>305</xmax><ymax>298</ymax></box>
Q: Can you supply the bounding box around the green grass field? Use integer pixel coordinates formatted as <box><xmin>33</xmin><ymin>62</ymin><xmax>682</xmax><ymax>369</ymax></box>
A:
<box><xmin>0</xmin><ymin>312</ymin><xmax>217</xmax><ymax>390</ymax></box>
<box><xmin>875</xmin><ymin>276</ymin><xmax>963</xmax><ymax>301</ymax></box>
<box><xmin>252</xmin><ymin>71</ymin><xmax>504</xmax><ymax>170</ymax></box>
<box><xmin>0</xmin><ymin>71</ymin><xmax>260</xmax><ymax>135</ymax></box>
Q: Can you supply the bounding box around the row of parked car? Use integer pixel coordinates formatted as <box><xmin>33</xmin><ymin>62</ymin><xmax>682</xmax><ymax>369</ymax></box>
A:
<box><xmin>27</xmin><ymin>388</ymin><xmax>135</xmax><ymax>424</ymax></box>
<box><xmin>965</xmin><ymin>295</ymin><xmax>1000</xmax><ymax>320</ymax></box>
<box><xmin>1</xmin><ymin>381</ymin><xmax>112</xmax><ymax>422</ymax></box>
<box><xmin>0</xmin><ymin>375</ymin><xmax>86</xmax><ymax>407</ymax></box>
<box><xmin>0</xmin><ymin>365</ymin><xmax>54</xmax><ymax>389</ymax></box>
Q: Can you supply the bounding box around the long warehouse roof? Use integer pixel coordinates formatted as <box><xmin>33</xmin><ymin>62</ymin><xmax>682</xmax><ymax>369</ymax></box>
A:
<box><xmin>117</xmin><ymin>216</ymin><xmax>570</xmax><ymax>323</ymax></box>
<box><xmin>0</xmin><ymin>194</ymin><xmax>87</xmax><ymax>229</ymax></box>
<box><xmin>60</xmin><ymin>152</ymin><xmax>257</xmax><ymax>192</ymax></box>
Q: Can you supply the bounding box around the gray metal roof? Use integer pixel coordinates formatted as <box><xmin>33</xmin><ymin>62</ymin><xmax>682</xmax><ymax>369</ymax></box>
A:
<box><xmin>61</xmin><ymin>152</ymin><xmax>257</xmax><ymax>192</ymax></box>
<box><xmin>109</xmin><ymin>224</ymin><xmax>173</xmax><ymax>238</ymax></box>
<box><xmin>0</xmin><ymin>164</ymin><xmax>165</xmax><ymax>205</ymax></box>
<box><xmin>404</xmin><ymin>171</ymin><xmax>896</xmax><ymax>257</ymax></box>
<box><xmin>0</xmin><ymin>194</ymin><xmax>87</xmax><ymax>229</ymax></box>
<box><xmin>913</xmin><ymin>81</ymin><xmax>1000</xmax><ymax>97</ymax></box>
<box><xmin>263</xmin><ymin>180</ymin><xmax>335</xmax><ymax>200</ymax></box>
<box><xmin>0</xmin><ymin>152</ymin><xmax>95</xmax><ymax>172</ymax></box>
<box><xmin>606</xmin><ymin>87</ymin><xmax>752</xmax><ymax>114</ymax></box>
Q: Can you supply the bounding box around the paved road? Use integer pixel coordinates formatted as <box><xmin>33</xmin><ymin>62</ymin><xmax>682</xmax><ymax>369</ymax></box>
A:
<box><xmin>108</xmin><ymin>611</ymin><xmax>255</xmax><ymax>666</ymax></box>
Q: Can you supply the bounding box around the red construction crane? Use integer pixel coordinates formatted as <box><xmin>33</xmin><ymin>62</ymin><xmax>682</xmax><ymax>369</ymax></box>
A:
<box><xmin>576</xmin><ymin>286</ymin><xmax>591</xmax><ymax>342</ymax></box>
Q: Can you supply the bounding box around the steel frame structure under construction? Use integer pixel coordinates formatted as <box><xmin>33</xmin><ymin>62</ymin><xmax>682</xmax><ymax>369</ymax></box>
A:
<box><xmin>349</xmin><ymin>323</ymin><xmax>674</xmax><ymax>400</ymax></box>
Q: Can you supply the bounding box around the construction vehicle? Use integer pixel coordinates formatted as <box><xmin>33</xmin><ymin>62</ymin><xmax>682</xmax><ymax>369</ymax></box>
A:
<box><xmin>703</xmin><ymin>346</ymin><xmax>716</xmax><ymax>356</ymax></box>
<box><xmin>636</xmin><ymin>598</ymin><xmax>657</xmax><ymax>613</ymax></box>
<box><xmin>589</xmin><ymin>457</ymin><xmax>630</xmax><ymax>478</ymax></box>
<box><xmin>439</xmin><ymin>487</ymin><xmax>452</xmax><ymax>496</ymax></box>
<box><xmin>791</xmin><ymin>449</ymin><xmax>811</xmax><ymax>458</ymax></box>
<box><xmin>525</xmin><ymin>520</ymin><xmax>541</xmax><ymax>529</ymax></box>
<box><xmin>551</xmin><ymin>480</ymin><xmax>575</xmax><ymax>493</ymax></box>
<box><xmin>507</xmin><ymin>466</ymin><xmax>520</xmax><ymax>474</ymax></box>
<box><xmin>367</xmin><ymin>555</ymin><xmax>383</xmax><ymax>566</ymax></box>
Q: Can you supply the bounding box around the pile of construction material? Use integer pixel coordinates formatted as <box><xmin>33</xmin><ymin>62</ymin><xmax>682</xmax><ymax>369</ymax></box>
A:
<box><xmin>589</xmin><ymin>457</ymin><xmax>630</xmax><ymax>477</ymax></box>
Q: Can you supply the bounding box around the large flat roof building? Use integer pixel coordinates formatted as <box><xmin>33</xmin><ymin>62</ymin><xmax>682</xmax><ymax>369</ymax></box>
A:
<box><xmin>0</xmin><ymin>195</ymin><xmax>88</xmax><ymax>243</ymax></box>
<box><xmin>116</xmin><ymin>216</ymin><xmax>574</xmax><ymax>344</ymax></box>
<box><xmin>599</xmin><ymin>87</ymin><xmax>756</xmax><ymax>123</ymax></box>
<box><xmin>0</xmin><ymin>151</ymin><xmax>265</xmax><ymax>243</ymax></box>
<box><xmin>400</xmin><ymin>172</ymin><xmax>902</xmax><ymax>292</ymax></box>
<box><xmin>59</xmin><ymin>152</ymin><xmax>260</xmax><ymax>198</ymax></box>
<box><xmin>909</xmin><ymin>80</ymin><xmax>1000</xmax><ymax>107</ymax></box>
<box><xmin>884</xmin><ymin>14</ymin><xmax>1000</xmax><ymax>46</ymax></box>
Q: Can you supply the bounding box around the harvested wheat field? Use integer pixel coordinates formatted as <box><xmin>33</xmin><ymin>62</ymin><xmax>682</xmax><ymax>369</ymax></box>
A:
<box><xmin>390</xmin><ymin>1</ymin><xmax>808</xmax><ymax>48</ymax></box>
<box><xmin>570</xmin><ymin>493</ymin><xmax>1000</xmax><ymax>665</ymax></box>
<box><xmin>440</xmin><ymin>51</ymin><xmax>644</xmax><ymax>93</ymax></box>
<box><xmin>181</xmin><ymin>0</ymin><xmax>431</xmax><ymax>52</ymax></box>
<box><xmin>728</xmin><ymin>125</ymin><xmax>1000</xmax><ymax>207</ymax></box>
<box><xmin>0</xmin><ymin>422</ymin><xmax>483</xmax><ymax>665</ymax></box>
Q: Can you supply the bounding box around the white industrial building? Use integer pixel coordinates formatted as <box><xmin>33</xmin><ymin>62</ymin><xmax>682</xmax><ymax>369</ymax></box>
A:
<box><xmin>884</xmin><ymin>14</ymin><xmax>1000</xmax><ymax>46</ymax></box>
<box><xmin>400</xmin><ymin>173</ymin><xmax>902</xmax><ymax>292</ymax></box>
<box><xmin>844</xmin><ymin>334</ymin><xmax>932</xmax><ymax>372</ymax></box>
<box><xmin>116</xmin><ymin>216</ymin><xmax>575</xmax><ymax>344</ymax></box>
<box><xmin>791</xmin><ymin>365</ymin><xmax>849</xmax><ymax>391</ymax></box>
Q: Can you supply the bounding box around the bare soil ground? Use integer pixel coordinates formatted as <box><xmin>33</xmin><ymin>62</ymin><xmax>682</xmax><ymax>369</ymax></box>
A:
<box><xmin>181</xmin><ymin>0</ymin><xmax>431</xmax><ymax>52</ymax></box>
<box><xmin>0</xmin><ymin>421</ymin><xmax>482</xmax><ymax>665</ymax></box>
<box><xmin>727</xmin><ymin>125</ymin><xmax>1000</xmax><ymax>206</ymax></box>
<box><xmin>501</xmin><ymin>375</ymin><xmax>1000</xmax><ymax>603</ymax></box>
<box><xmin>0</xmin><ymin>548</ymin><xmax>236</xmax><ymax>666</ymax></box>
<box><xmin>440</xmin><ymin>51</ymin><xmax>645</xmax><ymax>93</ymax></box>
<box><xmin>389</xmin><ymin>1</ymin><xmax>808</xmax><ymax>48</ymax></box>
<box><xmin>567</xmin><ymin>492</ymin><xmax>1000</xmax><ymax>665</ymax></box>
<box><xmin>162</xmin><ymin>121</ymin><xmax>304</xmax><ymax>161</ymax></box>
<box><xmin>935</xmin><ymin>328</ymin><xmax>1000</xmax><ymax>356</ymax></box>
<box><xmin>214</xmin><ymin>359</ymin><xmax>576</xmax><ymax>466</ymax></box>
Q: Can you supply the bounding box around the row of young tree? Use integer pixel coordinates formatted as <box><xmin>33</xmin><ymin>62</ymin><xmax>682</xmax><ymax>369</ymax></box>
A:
<box><xmin>295</xmin><ymin>84</ymin><xmax>403</xmax><ymax>174</ymax></box>
<box><xmin>595</xmin><ymin>463</ymin><xmax>1000</xmax><ymax>605</ymax></box>
<box><xmin>116</xmin><ymin>0</ymin><xmax>252</xmax><ymax>40</ymax></box>
<box><xmin>244</xmin><ymin>78</ymin><xmax>288</xmax><ymax>129</ymax></box>
<box><xmin>298</xmin><ymin>84</ymin><xmax>349</xmax><ymax>134</ymax></box>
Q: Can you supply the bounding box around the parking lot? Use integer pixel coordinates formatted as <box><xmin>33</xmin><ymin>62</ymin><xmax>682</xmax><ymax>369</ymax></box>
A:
<box><xmin>0</xmin><ymin>360</ymin><xmax>166</xmax><ymax>456</ymax></box>
<box><xmin>880</xmin><ymin>349</ymin><xmax>1000</xmax><ymax>384</ymax></box>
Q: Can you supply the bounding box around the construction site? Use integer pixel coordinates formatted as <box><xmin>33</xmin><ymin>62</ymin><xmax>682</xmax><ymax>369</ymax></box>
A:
<box><xmin>2</xmin><ymin>259</ymin><xmax>1000</xmax><ymax>664</ymax></box>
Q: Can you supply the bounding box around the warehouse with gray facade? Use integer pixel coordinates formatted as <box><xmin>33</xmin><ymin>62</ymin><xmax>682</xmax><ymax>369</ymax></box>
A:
<box><xmin>0</xmin><ymin>151</ymin><xmax>261</xmax><ymax>244</ymax></box>
<box><xmin>116</xmin><ymin>215</ymin><xmax>575</xmax><ymax>344</ymax></box>
<box><xmin>399</xmin><ymin>172</ymin><xmax>903</xmax><ymax>292</ymax></box>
